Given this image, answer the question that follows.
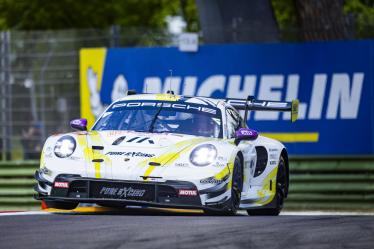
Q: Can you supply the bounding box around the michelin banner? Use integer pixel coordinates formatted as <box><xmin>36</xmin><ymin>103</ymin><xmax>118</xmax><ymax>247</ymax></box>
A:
<box><xmin>80</xmin><ymin>40</ymin><xmax>374</xmax><ymax>155</ymax></box>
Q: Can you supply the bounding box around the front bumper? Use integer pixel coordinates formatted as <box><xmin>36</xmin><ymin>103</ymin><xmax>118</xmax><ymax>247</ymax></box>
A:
<box><xmin>34</xmin><ymin>171</ymin><xmax>228</xmax><ymax>211</ymax></box>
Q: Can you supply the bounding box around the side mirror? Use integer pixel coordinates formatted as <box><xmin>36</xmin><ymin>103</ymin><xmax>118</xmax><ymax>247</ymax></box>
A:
<box><xmin>70</xmin><ymin>118</ymin><xmax>87</xmax><ymax>131</ymax></box>
<box><xmin>235</xmin><ymin>128</ymin><xmax>258</xmax><ymax>144</ymax></box>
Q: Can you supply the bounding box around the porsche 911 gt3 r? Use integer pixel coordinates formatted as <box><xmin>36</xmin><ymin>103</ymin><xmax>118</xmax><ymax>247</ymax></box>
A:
<box><xmin>34</xmin><ymin>93</ymin><xmax>298</xmax><ymax>215</ymax></box>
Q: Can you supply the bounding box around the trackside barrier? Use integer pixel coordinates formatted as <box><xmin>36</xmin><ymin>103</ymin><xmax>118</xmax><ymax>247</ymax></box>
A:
<box><xmin>0</xmin><ymin>158</ymin><xmax>373</xmax><ymax>211</ymax></box>
<box><xmin>0</xmin><ymin>161</ymin><xmax>39</xmax><ymax>210</ymax></box>
<box><xmin>286</xmin><ymin>156</ymin><xmax>374</xmax><ymax>211</ymax></box>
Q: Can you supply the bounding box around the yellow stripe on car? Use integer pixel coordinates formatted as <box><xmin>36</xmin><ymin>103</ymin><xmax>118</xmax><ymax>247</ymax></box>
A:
<box><xmin>139</xmin><ymin>138</ymin><xmax>211</xmax><ymax>179</ymax></box>
<box><xmin>85</xmin><ymin>131</ymin><xmax>112</xmax><ymax>179</ymax></box>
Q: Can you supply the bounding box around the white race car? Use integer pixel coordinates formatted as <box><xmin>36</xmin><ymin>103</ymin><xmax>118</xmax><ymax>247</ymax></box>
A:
<box><xmin>35</xmin><ymin>92</ymin><xmax>298</xmax><ymax>215</ymax></box>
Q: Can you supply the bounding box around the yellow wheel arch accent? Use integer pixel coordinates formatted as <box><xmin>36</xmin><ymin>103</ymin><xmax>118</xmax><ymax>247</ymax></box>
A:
<box><xmin>255</xmin><ymin>165</ymin><xmax>278</xmax><ymax>205</ymax></box>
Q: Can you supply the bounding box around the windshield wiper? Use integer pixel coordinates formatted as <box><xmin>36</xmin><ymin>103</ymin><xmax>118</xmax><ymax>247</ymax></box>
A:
<box><xmin>148</xmin><ymin>103</ymin><xmax>164</xmax><ymax>132</ymax></box>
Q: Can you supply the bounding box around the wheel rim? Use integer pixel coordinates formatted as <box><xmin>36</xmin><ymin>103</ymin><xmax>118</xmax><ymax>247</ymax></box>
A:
<box><xmin>276</xmin><ymin>158</ymin><xmax>287</xmax><ymax>208</ymax></box>
<box><xmin>232</xmin><ymin>158</ymin><xmax>243</xmax><ymax>209</ymax></box>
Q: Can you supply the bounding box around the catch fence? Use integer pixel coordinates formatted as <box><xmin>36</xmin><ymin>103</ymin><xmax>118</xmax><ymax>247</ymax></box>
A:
<box><xmin>0</xmin><ymin>28</ymin><xmax>176</xmax><ymax>161</ymax></box>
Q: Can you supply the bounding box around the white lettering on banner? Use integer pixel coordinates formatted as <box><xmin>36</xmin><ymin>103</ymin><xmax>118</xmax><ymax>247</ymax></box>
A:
<box><xmin>143</xmin><ymin>77</ymin><xmax>182</xmax><ymax>94</ymax></box>
<box><xmin>255</xmin><ymin>75</ymin><xmax>284</xmax><ymax>120</ymax></box>
<box><xmin>182</xmin><ymin>76</ymin><xmax>198</xmax><ymax>95</ymax></box>
<box><xmin>226</xmin><ymin>75</ymin><xmax>256</xmax><ymax>119</ymax></box>
<box><xmin>283</xmin><ymin>74</ymin><xmax>306</xmax><ymax>120</ymax></box>
<box><xmin>308</xmin><ymin>74</ymin><xmax>327</xmax><ymax>119</ymax></box>
<box><xmin>227</xmin><ymin>75</ymin><xmax>256</xmax><ymax>98</ymax></box>
<box><xmin>138</xmin><ymin>72</ymin><xmax>364</xmax><ymax>121</ymax></box>
<box><xmin>197</xmin><ymin>75</ymin><xmax>226</xmax><ymax>96</ymax></box>
<box><xmin>326</xmin><ymin>73</ymin><xmax>364</xmax><ymax>119</ymax></box>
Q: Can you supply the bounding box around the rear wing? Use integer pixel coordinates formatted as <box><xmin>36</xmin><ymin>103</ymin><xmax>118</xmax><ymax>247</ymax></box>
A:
<box><xmin>225</xmin><ymin>97</ymin><xmax>299</xmax><ymax>122</ymax></box>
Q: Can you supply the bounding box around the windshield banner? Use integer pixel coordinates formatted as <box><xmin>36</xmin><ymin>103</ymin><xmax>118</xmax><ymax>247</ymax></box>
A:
<box><xmin>80</xmin><ymin>40</ymin><xmax>374</xmax><ymax>155</ymax></box>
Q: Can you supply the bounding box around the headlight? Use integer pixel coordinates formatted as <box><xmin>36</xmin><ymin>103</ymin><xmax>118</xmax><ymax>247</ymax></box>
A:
<box><xmin>54</xmin><ymin>136</ymin><xmax>76</xmax><ymax>158</ymax></box>
<box><xmin>190</xmin><ymin>144</ymin><xmax>217</xmax><ymax>166</ymax></box>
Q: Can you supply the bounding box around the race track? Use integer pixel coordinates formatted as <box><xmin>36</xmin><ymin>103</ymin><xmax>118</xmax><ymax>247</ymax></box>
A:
<box><xmin>1</xmin><ymin>208</ymin><xmax>374</xmax><ymax>249</ymax></box>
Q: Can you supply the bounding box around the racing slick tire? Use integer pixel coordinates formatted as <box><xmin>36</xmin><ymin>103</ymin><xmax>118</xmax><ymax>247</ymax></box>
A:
<box><xmin>205</xmin><ymin>155</ymin><xmax>243</xmax><ymax>216</ymax></box>
<box><xmin>247</xmin><ymin>155</ymin><xmax>288</xmax><ymax>216</ymax></box>
<box><xmin>44</xmin><ymin>200</ymin><xmax>78</xmax><ymax>210</ymax></box>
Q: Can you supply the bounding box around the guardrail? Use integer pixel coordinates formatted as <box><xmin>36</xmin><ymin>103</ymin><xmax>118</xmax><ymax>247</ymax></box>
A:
<box><xmin>0</xmin><ymin>161</ymin><xmax>39</xmax><ymax>210</ymax></box>
<box><xmin>0</xmin><ymin>158</ymin><xmax>373</xmax><ymax>211</ymax></box>
<box><xmin>286</xmin><ymin>156</ymin><xmax>374</xmax><ymax>211</ymax></box>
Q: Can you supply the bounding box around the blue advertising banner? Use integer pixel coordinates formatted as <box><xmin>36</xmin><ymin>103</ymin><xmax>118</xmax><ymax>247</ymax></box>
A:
<box><xmin>80</xmin><ymin>40</ymin><xmax>374</xmax><ymax>155</ymax></box>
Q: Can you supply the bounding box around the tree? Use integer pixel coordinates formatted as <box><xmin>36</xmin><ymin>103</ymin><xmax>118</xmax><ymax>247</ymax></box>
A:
<box><xmin>0</xmin><ymin>0</ymin><xmax>180</xmax><ymax>30</ymax></box>
<box><xmin>294</xmin><ymin>0</ymin><xmax>349</xmax><ymax>40</ymax></box>
<box><xmin>271</xmin><ymin>0</ymin><xmax>374</xmax><ymax>41</ymax></box>
<box><xmin>344</xmin><ymin>0</ymin><xmax>374</xmax><ymax>38</ymax></box>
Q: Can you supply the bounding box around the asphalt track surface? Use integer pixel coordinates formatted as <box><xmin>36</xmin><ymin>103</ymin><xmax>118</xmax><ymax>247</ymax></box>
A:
<box><xmin>1</xmin><ymin>208</ymin><xmax>374</xmax><ymax>249</ymax></box>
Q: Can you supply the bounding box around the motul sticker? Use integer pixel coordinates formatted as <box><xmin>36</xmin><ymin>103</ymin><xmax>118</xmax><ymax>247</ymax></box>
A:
<box><xmin>54</xmin><ymin>182</ymin><xmax>69</xmax><ymax>188</ymax></box>
<box><xmin>178</xmin><ymin>189</ymin><xmax>197</xmax><ymax>196</ymax></box>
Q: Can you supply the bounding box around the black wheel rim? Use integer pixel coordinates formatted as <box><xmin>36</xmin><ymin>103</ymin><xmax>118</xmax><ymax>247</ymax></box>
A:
<box><xmin>276</xmin><ymin>158</ymin><xmax>287</xmax><ymax>208</ymax></box>
<box><xmin>232</xmin><ymin>158</ymin><xmax>243</xmax><ymax>209</ymax></box>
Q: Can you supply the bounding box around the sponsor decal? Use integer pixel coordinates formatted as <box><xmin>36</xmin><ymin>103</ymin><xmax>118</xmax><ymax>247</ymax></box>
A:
<box><xmin>107</xmin><ymin>131</ymin><xmax>134</xmax><ymax>137</ymax></box>
<box><xmin>200</xmin><ymin>178</ymin><xmax>224</xmax><ymax>184</ymax></box>
<box><xmin>112</xmin><ymin>136</ymin><xmax>155</xmax><ymax>145</ymax></box>
<box><xmin>106</xmin><ymin>151</ymin><xmax>155</xmax><ymax>158</ymax></box>
<box><xmin>54</xmin><ymin>182</ymin><xmax>69</xmax><ymax>188</ymax></box>
<box><xmin>269</xmin><ymin>148</ymin><xmax>278</xmax><ymax>152</ymax></box>
<box><xmin>100</xmin><ymin>186</ymin><xmax>146</xmax><ymax>198</ymax></box>
<box><xmin>175</xmin><ymin>162</ymin><xmax>189</xmax><ymax>167</ymax></box>
<box><xmin>217</xmin><ymin>156</ymin><xmax>227</xmax><ymax>161</ymax></box>
<box><xmin>213</xmin><ymin>162</ymin><xmax>226</xmax><ymax>167</ymax></box>
<box><xmin>66</xmin><ymin>156</ymin><xmax>82</xmax><ymax>161</ymax></box>
<box><xmin>269</xmin><ymin>160</ymin><xmax>277</xmax><ymax>165</ymax></box>
<box><xmin>44</xmin><ymin>152</ymin><xmax>53</xmax><ymax>158</ymax></box>
<box><xmin>112</xmin><ymin>101</ymin><xmax>217</xmax><ymax>115</ymax></box>
<box><xmin>269</xmin><ymin>153</ymin><xmax>278</xmax><ymax>160</ymax></box>
<box><xmin>178</xmin><ymin>189</ymin><xmax>198</xmax><ymax>196</ymax></box>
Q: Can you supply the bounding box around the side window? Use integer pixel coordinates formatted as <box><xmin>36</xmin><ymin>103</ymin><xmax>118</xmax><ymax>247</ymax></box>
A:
<box><xmin>226</xmin><ymin>108</ymin><xmax>240</xmax><ymax>138</ymax></box>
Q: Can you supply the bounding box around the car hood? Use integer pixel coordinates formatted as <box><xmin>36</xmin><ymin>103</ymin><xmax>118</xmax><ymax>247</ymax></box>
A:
<box><xmin>78</xmin><ymin>130</ymin><xmax>217</xmax><ymax>181</ymax></box>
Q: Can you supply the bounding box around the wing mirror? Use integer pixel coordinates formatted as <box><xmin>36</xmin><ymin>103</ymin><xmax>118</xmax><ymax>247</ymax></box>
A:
<box><xmin>235</xmin><ymin>128</ymin><xmax>258</xmax><ymax>144</ymax></box>
<box><xmin>70</xmin><ymin>118</ymin><xmax>87</xmax><ymax>131</ymax></box>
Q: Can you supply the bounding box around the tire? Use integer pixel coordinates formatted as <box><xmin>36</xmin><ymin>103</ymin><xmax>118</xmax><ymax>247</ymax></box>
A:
<box><xmin>44</xmin><ymin>200</ymin><xmax>78</xmax><ymax>210</ymax></box>
<box><xmin>205</xmin><ymin>156</ymin><xmax>243</xmax><ymax>216</ymax></box>
<box><xmin>247</xmin><ymin>155</ymin><xmax>288</xmax><ymax>216</ymax></box>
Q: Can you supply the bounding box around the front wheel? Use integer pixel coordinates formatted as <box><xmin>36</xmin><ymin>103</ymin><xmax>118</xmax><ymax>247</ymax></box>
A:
<box><xmin>205</xmin><ymin>156</ymin><xmax>243</xmax><ymax>216</ymax></box>
<box><xmin>247</xmin><ymin>155</ymin><xmax>287</xmax><ymax>216</ymax></box>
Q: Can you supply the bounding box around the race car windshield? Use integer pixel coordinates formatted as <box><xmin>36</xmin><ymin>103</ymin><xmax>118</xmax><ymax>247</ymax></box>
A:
<box><xmin>93</xmin><ymin>101</ymin><xmax>222</xmax><ymax>138</ymax></box>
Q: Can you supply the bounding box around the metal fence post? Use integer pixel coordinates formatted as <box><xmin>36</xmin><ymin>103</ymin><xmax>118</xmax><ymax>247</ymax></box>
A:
<box><xmin>0</xmin><ymin>31</ymin><xmax>10</xmax><ymax>161</ymax></box>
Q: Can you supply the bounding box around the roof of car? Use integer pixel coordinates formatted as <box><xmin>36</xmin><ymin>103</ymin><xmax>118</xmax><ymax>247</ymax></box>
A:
<box><xmin>117</xmin><ymin>93</ymin><xmax>223</xmax><ymax>107</ymax></box>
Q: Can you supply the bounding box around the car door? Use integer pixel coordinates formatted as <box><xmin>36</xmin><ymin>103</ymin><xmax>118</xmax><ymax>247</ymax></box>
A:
<box><xmin>226</xmin><ymin>107</ymin><xmax>256</xmax><ymax>194</ymax></box>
